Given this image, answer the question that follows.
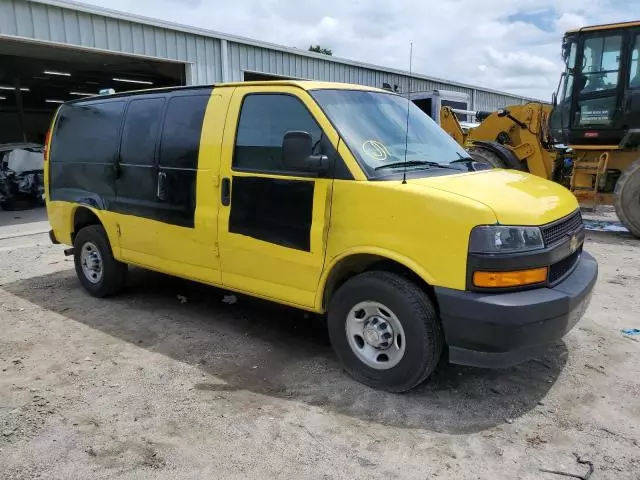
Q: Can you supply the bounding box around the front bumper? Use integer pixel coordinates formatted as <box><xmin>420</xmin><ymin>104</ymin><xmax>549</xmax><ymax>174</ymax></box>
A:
<box><xmin>435</xmin><ymin>251</ymin><xmax>598</xmax><ymax>368</ymax></box>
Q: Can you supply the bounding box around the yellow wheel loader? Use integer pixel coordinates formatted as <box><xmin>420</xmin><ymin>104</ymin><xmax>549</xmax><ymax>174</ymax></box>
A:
<box><xmin>411</xmin><ymin>21</ymin><xmax>640</xmax><ymax>237</ymax></box>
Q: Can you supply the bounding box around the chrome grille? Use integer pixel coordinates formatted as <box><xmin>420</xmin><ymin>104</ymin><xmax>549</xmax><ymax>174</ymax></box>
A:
<box><xmin>541</xmin><ymin>211</ymin><xmax>583</xmax><ymax>247</ymax></box>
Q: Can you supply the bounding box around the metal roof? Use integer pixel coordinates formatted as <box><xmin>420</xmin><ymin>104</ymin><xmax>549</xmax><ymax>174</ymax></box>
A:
<box><xmin>566</xmin><ymin>20</ymin><xmax>640</xmax><ymax>34</ymax></box>
<box><xmin>27</xmin><ymin>0</ymin><xmax>543</xmax><ymax>102</ymax></box>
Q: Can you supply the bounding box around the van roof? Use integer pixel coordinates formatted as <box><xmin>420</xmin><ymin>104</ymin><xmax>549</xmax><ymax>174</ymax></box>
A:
<box><xmin>217</xmin><ymin>80</ymin><xmax>387</xmax><ymax>92</ymax></box>
<box><xmin>64</xmin><ymin>80</ymin><xmax>387</xmax><ymax>104</ymax></box>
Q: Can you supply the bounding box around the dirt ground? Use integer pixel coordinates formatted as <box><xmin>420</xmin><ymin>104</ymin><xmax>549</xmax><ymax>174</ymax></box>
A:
<box><xmin>1</xmin><ymin>208</ymin><xmax>639</xmax><ymax>480</ymax></box>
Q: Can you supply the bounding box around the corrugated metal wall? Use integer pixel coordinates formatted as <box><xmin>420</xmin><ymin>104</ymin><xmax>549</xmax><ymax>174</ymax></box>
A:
<box><xmin>0</xmin><ymin>0</ymin><xmax>223</xmax><ymax>84</ymax></box>
<box><xmin>227</xmin><ymin>41</ymin><xmax>529</xmax><ymax>110</ymax></box>
<box><xmin>1</xmin><ymin>0</ymin><xmax>537</xmax><ymax>111</ymax></box>
<box><xmin>228</xmin><ymin>42</ymin><xmax>471</xmax><ymax>94</ymax></box>
<box><xmin>475</xmin><ymin>89</ymin><xmax>528</xmax><ymax>110</ymax></box>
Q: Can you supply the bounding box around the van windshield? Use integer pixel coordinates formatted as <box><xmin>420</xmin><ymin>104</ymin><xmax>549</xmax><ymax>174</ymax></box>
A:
<box><xmin>311</xmin><ymin>89</ymin><xmax>470</xmax><ymax>177</ymax></box>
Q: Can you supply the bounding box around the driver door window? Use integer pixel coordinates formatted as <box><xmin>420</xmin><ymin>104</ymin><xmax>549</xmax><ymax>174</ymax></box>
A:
<box><xmin>233</xmin><ymin>94</ymin><xmax>322</xmax><ymax>174</ymax></box>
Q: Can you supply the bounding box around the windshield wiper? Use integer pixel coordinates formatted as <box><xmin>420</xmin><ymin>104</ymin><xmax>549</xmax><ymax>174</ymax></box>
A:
<box><xmin>375</xmin><ymin>160</ymin><xmax>459</xmax><ymax>171</ymax></box>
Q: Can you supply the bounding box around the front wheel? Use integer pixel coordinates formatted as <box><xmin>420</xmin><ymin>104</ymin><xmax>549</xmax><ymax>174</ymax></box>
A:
<box><xmin>73</xmin><ymin>224</ymin><xmax>127</xmax><ymax>297</ymax></box>
<box><xmin>327</xmin><ymin>271</ymin><xmax>444</xmax><ymax>392</ymax></box>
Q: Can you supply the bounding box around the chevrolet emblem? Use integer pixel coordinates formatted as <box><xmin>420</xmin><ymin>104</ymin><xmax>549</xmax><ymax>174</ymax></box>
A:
<box><xmin>569</xmin><ymin>234</ymin><xmax>579</xmax><ymax>253</ymax></box>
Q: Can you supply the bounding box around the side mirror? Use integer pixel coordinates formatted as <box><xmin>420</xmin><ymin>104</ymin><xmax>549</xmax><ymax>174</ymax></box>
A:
<box><xmin>282</xmin><ymin>131</ymin><xmax>329</xmax><ymax>173</ymax></box>
<box><xmin>551</xmin><ymin>92</ymin><xmax>557</xmax><ymax>106</ymax></box>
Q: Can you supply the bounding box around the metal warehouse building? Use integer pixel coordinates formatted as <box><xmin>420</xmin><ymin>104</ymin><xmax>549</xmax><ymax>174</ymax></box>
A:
<box><xmin>0</xmin><ymin>0</ymin><xmax>539</xmax><ymax>143</ymax></box>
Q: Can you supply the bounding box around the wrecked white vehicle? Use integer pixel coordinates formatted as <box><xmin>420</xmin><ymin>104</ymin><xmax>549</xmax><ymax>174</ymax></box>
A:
<box><xmin>0</xmin><ymin>143</ymin><xmax>45</xmax><ymax>210</ymax></box>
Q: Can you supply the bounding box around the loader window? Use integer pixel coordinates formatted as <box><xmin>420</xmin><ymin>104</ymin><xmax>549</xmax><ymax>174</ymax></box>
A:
<box><xmin>574</xmin><ymin>34</ymin><xmax>623</xmax><ymax>128</ymax></box>
<box><xmin>562</xmin><ymin>74</ymin><xmax>574</xmax><ymax>102</ymax></box>
<box><xmin>630</xmin><ymin>35</ymin><xmax>640</xmax><ymax>88</ymax></box>
<box><xmin>580</xmin><ymin>35</ymin><xmax>622</xmax><ymax>93</ymax></box>
<box><xmin>566</xmin><ymin>40</ymin><xmax>577</xmax><ymax>68</ymax></box>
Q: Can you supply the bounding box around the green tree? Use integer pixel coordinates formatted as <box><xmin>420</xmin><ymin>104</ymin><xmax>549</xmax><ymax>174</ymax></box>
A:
<box><xmin>309</xmin><ymin>45</ymin><xmax>333</xmax><ymax>56</ymax></box>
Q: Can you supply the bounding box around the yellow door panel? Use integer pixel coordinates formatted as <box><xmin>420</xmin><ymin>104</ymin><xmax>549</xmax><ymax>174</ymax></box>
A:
<box><xmin>117</xmin><ymin>93</ymin><xmax>232</xmax><ymax>285</ymax></box>
<box><xmin>218</xmin><ymin>172</ymin><xmax>333</xmax><ymax>307</ymax></box>
<box><xmin>217</xmin><ymin>86</ymin><xmax>337</xmax><ymax>308</ymax></box>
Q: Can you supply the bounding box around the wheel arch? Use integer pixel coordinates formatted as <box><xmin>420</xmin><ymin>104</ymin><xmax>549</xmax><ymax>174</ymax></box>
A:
<box><xmin>71</xmin><ymin>205</ymin><xmax>106</xmax><ymax>241</ymax></box>
<box><xmin>469</xmin><ymin>140</ymin><xmax>526</xmax><ymax>171</ymax></box>
<box><xmin>317</xmin><ymin>248</ymin><xmax>438</xmax><ymax>313</ymax></box>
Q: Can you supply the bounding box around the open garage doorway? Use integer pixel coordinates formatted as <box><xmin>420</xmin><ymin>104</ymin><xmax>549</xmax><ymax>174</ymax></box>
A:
<box><xmin>0</xmin><ymin>38</ymin><xmax>187</xmax><ymax>144</ymax></box>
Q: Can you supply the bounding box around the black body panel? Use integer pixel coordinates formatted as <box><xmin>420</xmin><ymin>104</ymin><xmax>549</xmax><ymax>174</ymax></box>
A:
<box><xmin>49</xmin><ymin>99</ymin><xmax>126</xmax><ymax>209</ymax></box>
<box><xmin>229</xmin><ymin>176</ymin><xmax>314</xmax><ymax>251</ymax></box>
<box><xmin>49</xmin><ymin>87</ymin><xmax>212</xmax><ymax>229</ymax></box>
<box><xmin>113</xmin><ymin>95</ymin><xmax>165</xmax><ymax>223</ymax></box>
<box><xmin>155</xmin><ymin>93</ymin><xmax>209</xmax><ymax>227</ymax></box>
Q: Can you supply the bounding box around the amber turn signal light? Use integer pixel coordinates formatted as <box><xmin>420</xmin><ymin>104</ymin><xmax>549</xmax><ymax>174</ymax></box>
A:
<box><xmin>473</xmin><ymin>267</ymin><xmax>548</xmax><ymax>288</ymax></box>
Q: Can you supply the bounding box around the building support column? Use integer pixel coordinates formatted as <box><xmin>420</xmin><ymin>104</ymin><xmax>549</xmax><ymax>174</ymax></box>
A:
<box><xmin>220</xmin><ymin>39</ymin><xmax>230</xmax><ymax>82</ymax></box>
<box><xmin>14</xmin><ymin>78</ymin><xmax>27</xmax><ymax>142</ymax></box>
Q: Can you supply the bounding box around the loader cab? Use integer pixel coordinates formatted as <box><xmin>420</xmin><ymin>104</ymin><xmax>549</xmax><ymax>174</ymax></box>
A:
<box><xmin>550</xmin><ymin>21</ymin><xmax>640</xmax><ymax>147</ymax></box>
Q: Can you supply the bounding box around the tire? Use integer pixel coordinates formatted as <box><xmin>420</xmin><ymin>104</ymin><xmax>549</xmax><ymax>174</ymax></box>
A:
<box><xmin>614</xmin><ymin>158</ymin><xmax>640</xmax><ymax>238</ymax></box>
<box><xmin>73</xmin><ymin>224</ymin><xmax>127</xmax><ymax>297</ymax></box>
<box><xmin>467</xmin><ymin>146</ymin><xmax>508</xmax><ymax>169</ymax></box>
<box><xmin>327</xmin><ymin>271</ymin><xmax>444</xmax><ymax>392</ymax></box>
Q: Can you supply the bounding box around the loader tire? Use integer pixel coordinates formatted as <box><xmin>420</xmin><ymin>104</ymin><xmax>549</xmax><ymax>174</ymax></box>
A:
<box><xmin>467</xmin><ymin>146</ymin><xmax>507</xmax><ymax>169</ymax></box>
<box><xmin>614</xmin><ymin>158</ymin><xmax>640</xmax><ymax>238</ymax></box>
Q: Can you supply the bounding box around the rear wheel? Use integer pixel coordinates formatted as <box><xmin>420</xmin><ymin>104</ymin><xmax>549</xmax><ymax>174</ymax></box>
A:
<box><xmin>327</xmin><ymin>271</ymin><xmax>443</xmax><ymax>392</ymax></box>
<box><xmin>614</xmin><ymin>159</ymin><xmax>640</xmax><ymax>238</ymax></box>
<box><xmin>73</xmin><ymin>225</ymin><xmax>127</xmax><ymax>297</ymax></box>
<box><xmin>467</xmin><ymin>146</ymin><xmax>508</xmax><ymax>169</ymax></box>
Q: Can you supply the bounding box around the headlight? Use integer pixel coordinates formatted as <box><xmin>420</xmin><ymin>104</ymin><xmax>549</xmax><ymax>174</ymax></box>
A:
<box><xmin>469</xmin><ymin>225</ymin><xmax>544</xmax><ymax>254</ymax></box>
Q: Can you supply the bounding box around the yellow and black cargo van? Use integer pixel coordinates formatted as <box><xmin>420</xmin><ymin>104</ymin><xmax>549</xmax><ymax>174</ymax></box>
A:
<box><xmin>45</xmin><ymin>81</ymin><xmax>597</xmax><ymax>392</ymax></box>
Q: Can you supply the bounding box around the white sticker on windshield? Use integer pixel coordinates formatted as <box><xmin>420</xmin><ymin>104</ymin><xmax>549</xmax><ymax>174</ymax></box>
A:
<box><xmin>362</xmin><ymin>140</ymin><xmax>390</xmax><ymax>162</ymax></box>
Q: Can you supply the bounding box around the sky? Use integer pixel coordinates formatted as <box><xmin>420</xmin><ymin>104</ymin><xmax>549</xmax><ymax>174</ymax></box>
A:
<box><xmin>75</xmin><ymin>0</ymin><xmax>634</xmax><ymax>100</ymax></box>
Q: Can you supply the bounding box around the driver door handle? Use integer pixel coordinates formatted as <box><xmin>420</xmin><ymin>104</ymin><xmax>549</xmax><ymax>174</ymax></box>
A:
<box><xmin>157</xmin><ymin>171</ymin><xmax>167</xmax><ymax>201</ymax></box>
<box><xmin>221</xmin><ymin>177</ymin><xmax>231</xmax><ymax>206</ymax></box>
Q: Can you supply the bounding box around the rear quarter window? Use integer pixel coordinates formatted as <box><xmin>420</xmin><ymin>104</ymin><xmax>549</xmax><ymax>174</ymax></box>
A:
<box><xmin>159</xmin><ymin>95</ymin><xmax>209</xmax><ymax>170</ymax></box>
<box><xmin>51</xmin><ymin>101</ymin><xmax>125</xmax><ymax>164</ymax></box>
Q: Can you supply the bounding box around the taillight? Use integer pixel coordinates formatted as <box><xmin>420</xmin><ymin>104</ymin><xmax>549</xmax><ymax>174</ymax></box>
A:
<box><xmin>44</xmin><ymin>128</ymin><xmax>52</xmax><ymax>161</ymax></box>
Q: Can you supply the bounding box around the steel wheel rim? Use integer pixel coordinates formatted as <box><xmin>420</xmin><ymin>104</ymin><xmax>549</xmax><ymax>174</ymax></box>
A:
<box><xmin>80</xmin><ymin>241</ymin><xmax>103</xmax><ymax>284</ymax></box>
<box><xmin>345</xmin><ymin>301</ymin><xmax>406</xmax><ymax>370</ymax></box>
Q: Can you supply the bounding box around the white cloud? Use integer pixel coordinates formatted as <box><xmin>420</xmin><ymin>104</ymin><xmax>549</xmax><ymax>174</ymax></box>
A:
<box><xmin>556</xmin><ymin>12</ymin><xmax>588</xmax><ymax>32</ymax></box>
<box><xmin>483</xmin><ymin>46</ymin><xmax>558</xmax><ymax>76</ymax></box>
<box><xmin>74</xmin><ymin>0</ymin><xmax>631</xmax><ymax>100</ymax></box>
